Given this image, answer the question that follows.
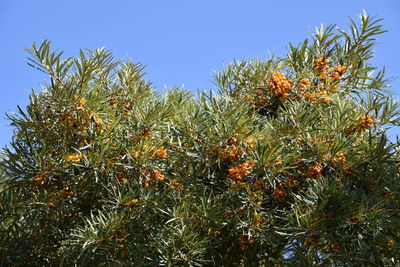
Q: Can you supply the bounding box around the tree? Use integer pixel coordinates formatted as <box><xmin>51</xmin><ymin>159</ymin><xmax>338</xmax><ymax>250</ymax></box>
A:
<box><xmin>1</xmin><ymin>13</ymin><xmax>399</xmax><ymax>266</ymax></box>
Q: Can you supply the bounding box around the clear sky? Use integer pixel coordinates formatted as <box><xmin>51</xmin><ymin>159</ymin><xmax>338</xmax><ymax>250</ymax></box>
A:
<box><xmin>0</xmin><ymin>0</ymin><xmax>399</xmax><ymax>148</ymax></box>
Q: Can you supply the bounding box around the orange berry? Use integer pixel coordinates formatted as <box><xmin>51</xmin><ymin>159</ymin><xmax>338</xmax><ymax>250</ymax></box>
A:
<box><xmin>307</xmin><ymin>163</ymin><xmax>323</xmax><ymax>179</ymax></box>
<box><xmin>78</xmin><ymin>97</ymin><xmax>86</xmax><ymax>107</ymax></box>
<box><xmin>142</xmin><ymin>128</ymin><xmax>152</xmax><ymax>138</ymax></box>
<box><xmin>151</xmin><ymin>146</ymin><xmax>168</xmax><ymax>159</ymax></box>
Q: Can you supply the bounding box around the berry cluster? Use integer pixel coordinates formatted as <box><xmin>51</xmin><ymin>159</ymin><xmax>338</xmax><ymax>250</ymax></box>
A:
<box><xmin>297</xmin><ymin>78</ymin><xmax>310</xmax><ymax>91</ymax></box>
<box><xmin>238</xmin><ymin>234</ymin><xmax>255</xmax><ymax>251</ymax></box>
<box><xmin>306</xmin><ymin>163</ymin><xmax>323</xmax><ymax>179</ymax></box>
<box><xmin>334</xmin><ymin>152</ymin><xmax>346</xmax><ymax>163</ymax></box>
<box><xmin>315</xmin><ymin>57</ymin><xmax>347</xmax><ymax>81</ymax></box>
<box><xmin>151</xmin><ymin>146</ymin><xmax>168</xmax><ymax>159</ymax></box>
<box><xmin>168</xmin><ymin>179</ymin><xmax>185</xmax><ymax>190</ymax></box>
<box><xmin>268</xmin><ymin>72</ymin><xmax>292</xmax><ymax>101</ymax></box>
<box><xmin>228</xmin><ymin>160</ymin><xmax>255</xmax><ymax>181</ymax></box>
<box><xmin>140</xmin><ymin>169</ymin><xmax>166</xmax><ymax>189</ymax></box>
<box><xmin>358</xmin><ymin>115</ymin><xmax>374</xmax><ymax>132</ymax></box>
<box><xmin>32</xmin><ymin>174</ymin><xmax>49</xmax><ymax>187</ymax></box>
<box><xmin>273</xmin><ymin>185</ymin><xmax>285</xmax><ymax>199</ymax></box>
<box><xmin>315</xmin><ymin>58</ymin><xmax>330</xmax><ymax>74</ymax></box>
<box><xmin>303</xmin><ymin>90</ymin><xmax>332</xmax><ymax>104</ymax></box>
<box><xmin>220</xmin><ymin>144</ymin><xmax>242</xmax><ymax>162</ymax></box>
<box><xmin>252</xmin><ymin>179</ymin><xmax>264</xmax><ymax>191</ymax></box>
<box><xmin>65</xmin><ymin>154</ymin><xmax>82</xmax><ymax>164</ymax></box>
<box><xmin>77</xmin><ymin>97</ymin><xmax>86</xmax><ymax>107</ymax></box>
<box><xmin>61</xmin><ymin>185</ymin><xmax>75</xmax><ymax>199</ymax></box>
<box><xmin>149</xmin><ymin>169</ymin><xmax>165</xmax><ymax>182</ymax></box>
<box><xmin>330</xmin><ymin>65</ymin><xmax>346</xmax><ymax>80</ymax></box>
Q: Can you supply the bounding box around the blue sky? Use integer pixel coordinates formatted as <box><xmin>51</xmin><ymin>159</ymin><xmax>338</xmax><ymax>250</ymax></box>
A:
<box><xmin>0</xmin><ymin>0</ymin><xmax>399</xmax><ymax>148</ymax></box>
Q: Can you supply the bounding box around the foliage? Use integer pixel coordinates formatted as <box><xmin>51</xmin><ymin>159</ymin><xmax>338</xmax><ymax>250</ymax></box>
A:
<box><xmin>1</xmin><ymin>13</ymin><xmax>400</xmax><ymax>266</ymax></box>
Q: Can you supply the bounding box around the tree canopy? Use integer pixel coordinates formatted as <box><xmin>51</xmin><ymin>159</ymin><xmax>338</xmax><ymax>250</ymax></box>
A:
<box><xmin>1</xmin><ymin>13</ymin><xmax>399</xmax><ymax>266</ymax></box>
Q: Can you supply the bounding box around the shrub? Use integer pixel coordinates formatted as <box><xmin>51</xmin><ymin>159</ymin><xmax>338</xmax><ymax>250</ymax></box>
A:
<box><xmin>1</xmin><ymin>13</ymin><xmax>399</xmax><ymax>266</ymax></box>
